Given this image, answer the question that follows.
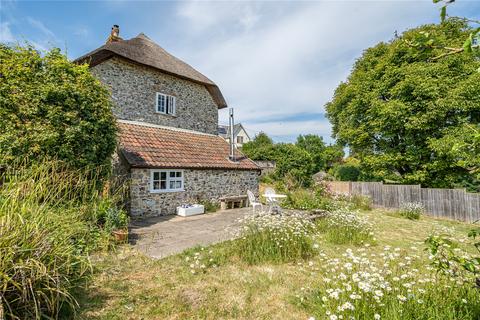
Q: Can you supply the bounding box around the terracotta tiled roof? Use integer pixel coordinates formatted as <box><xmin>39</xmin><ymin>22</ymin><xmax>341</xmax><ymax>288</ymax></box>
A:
<box><xmin>118</xmin><ymin>121</ymin><xmax>260</xmax><ymax>170</ymax></box>
<box><xmin>74</xmin><ymin>33</ymin><xmax>227</xmax><ymax>109</ymax></box>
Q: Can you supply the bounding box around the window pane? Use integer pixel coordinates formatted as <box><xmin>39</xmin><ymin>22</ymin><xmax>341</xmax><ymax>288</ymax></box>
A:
<box><xmin>153</xmin><ymin>172</ymin><xmax>159</xmax><ymax>180</ymax></box>
<box><xmin>176</xmin><ymin>171</ymin><xmax>182</xmax><ymax>177</ymax></box>
<box><xmin>160</xmin><ymin>172</ymin><xmax>167</xmax><ymax>180</ymax></box>
<box><xmin>169</xmin><ymin>181</ymin><xmax>175</xmax><ymax>189</ymax></box>
<box><xmin>157</xmin><ymin>94</ymin><xmax>165</xmax><ymax>112</ymax></box>
<box><xmin>160</xmin><ymin>181</ymin><xmax>166</xmax><ymax>189</ymax></box>
<box><xmin>153</xmin><ymin>181</ymin><xmax>159</xmax><ymax>190</ymax></box>
<box><xmin>176</xmin><ymin>181</ymin><xmax>182</xmax><ymax>189</ymax></box>
<box><xmin>170</xmin><ymin>172</ymin><xmax>175</xmax><ymax>178</ymax></box>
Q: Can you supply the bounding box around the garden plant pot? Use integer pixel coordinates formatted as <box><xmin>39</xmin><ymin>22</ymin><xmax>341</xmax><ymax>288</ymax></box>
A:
<box><xmin>112</xmin><ymin>229</ymin><xmax>128</xmax><ymax>243</ymax></box>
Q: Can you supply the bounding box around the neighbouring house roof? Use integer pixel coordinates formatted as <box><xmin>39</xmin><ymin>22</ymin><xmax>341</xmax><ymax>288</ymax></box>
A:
<box><xmin>118</xmin><ymin>120</ymin><xmax>259</xmax><ymax>170</ymax></box>
<box><xmin>74</xmin><ymin>33</ymin><xmax>227</xmax><ymax>109</ymax></box>
<box><xmin>218</xmin><ymin>123</ymin><xmax>250</xmax><ymax>140</ymax></box>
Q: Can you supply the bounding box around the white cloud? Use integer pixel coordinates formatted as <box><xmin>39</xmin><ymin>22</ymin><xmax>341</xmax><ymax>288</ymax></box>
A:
<box><xmin>246</xmin><ymin>119</ymin><xmax>333</xmax><ymax>143</ymax></box>
<box><xmin>74</xmin><ymin>26</ymin><xmax>89</xmax><ymax>38</ymax></box>
<box><xmin>173</xmin><ymin>1</ymin><xmax>438</xmax><ymax>140</ymax></box>
<box><xmin>0</xmin><ymin>22</ymin><xmax>14</xmax><ymax>42</ymax></box>
<box><xmin>27</xmin><ymin>17</ymin><xmax>56</xmax><ymax>39</ymax></box>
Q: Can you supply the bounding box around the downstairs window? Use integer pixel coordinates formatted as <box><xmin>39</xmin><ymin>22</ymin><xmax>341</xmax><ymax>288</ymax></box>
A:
<box><xmin>150</xmin><ymin>170</ymin><xmax>184</xmax><ymax>192</ymax></box>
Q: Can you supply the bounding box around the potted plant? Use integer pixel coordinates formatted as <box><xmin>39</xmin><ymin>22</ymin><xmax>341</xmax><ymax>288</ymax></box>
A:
<box><xmin>104</xmin><ymin>207</ymin><xmax>129</xmax><ymax>242</ymax></box>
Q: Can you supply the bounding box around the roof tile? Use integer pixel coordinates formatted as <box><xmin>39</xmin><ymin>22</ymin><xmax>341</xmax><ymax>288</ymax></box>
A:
<box><xmin>118</xmin><ymin>121</ymin><xmax>259</xmax><ymax>170</ymax></box>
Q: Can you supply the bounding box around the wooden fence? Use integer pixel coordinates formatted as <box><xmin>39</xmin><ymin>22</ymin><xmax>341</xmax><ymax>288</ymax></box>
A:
<box><xmin>327</xmin><ymin>181</ymin><xmax>480</xmax><ymax>222</ymax></box>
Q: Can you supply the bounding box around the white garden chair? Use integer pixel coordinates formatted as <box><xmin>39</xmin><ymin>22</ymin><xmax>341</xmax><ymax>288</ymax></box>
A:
<box><xmin>247</xmin><ymin>190</ymin><xmax>263</xmax><ymax>214</ymax></box>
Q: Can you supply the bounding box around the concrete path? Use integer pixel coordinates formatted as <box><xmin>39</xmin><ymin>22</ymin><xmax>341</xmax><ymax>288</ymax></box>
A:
<box><xmin>129</xmin><ymin>208</ymin><xmax>251</xmax><ymax>259</ymax></box>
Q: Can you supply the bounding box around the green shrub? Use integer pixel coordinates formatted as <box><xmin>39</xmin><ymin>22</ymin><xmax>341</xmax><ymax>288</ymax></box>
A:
<box><xmin>232</xmin><ymin>212</ymin><xmax>317</xmax><ymax>264</ymax></box>
<box><xmin>317</xmin><ymin>209</ymin><xmax>374</xmax><ymax>244</ymax></box>
<box><xmin>0</xmin><ymin>160</ymin><xmax>121</xmax><ymax>319</ymax></box>
<box><xmin>282</xmin><ymin>188</ymin><xmax>332</xmax><ymax>211</ymax></box>
<box><xmin>350</xmin><ymin>195</ymin><xmax>372</xmax><ymax>211</ymax></box>
<box><xmin>332</xmin><ymin>164</ymin><xmax>361</xmax><ymax>181</ymax></box>
<box><xmin>0</xmin><ymin>44</ymin><xmax>117</xmax><ymax>178</ymax></box>
<box><xmin>398</xmin><ymin>202</ymin><xmax>424</xmax><ymax>220</ymax></box>
<box><xmin>198</xmin><ymin>199</ymin><xmax>220</xmax><ymax>213</ymax></box>
<box><xmin>104</xmin><ymin>207</ymin><xmax>129</xmax><ymax>231</ymax></box>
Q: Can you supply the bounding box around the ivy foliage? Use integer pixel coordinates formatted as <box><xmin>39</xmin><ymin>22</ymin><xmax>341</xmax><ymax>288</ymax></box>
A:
<box><xmin>0</xmin><ymin>44</ymin><xmax>117</xmax><ymax>175</ymax></box>
<box><xmin>326</xmin><ymin>19</ymin><xmax>480</xmax><ymax>190</ymax></box>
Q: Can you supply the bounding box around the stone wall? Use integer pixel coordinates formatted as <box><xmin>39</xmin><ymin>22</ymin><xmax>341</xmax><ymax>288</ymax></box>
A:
<box><xmin>254</xmin><ymin>160</ymin><xmax>276</xmax><ymax>176</ymax></box>
<box><xmin>129</xmin><ymin>168</ymin><xmax>260</xmax><ymax>217</ymax></box>
<box><xmin>91</xmin><ymin>57</ymin><xmax>219</xmax><ymax>135</ymax></box>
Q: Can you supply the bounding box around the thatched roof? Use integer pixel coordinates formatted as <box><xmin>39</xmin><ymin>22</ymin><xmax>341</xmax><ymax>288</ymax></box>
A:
<box><xmin>74</xmin><ymin>33</ymin><xmax>227</xmax><ymax>109</ymax></box>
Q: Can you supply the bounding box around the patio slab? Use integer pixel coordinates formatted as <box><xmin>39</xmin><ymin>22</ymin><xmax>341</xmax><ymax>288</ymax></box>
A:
<box><xmin>129</xmin><ymin>207</ymin><xmax>251</xmax><ymax>259</ymax></box>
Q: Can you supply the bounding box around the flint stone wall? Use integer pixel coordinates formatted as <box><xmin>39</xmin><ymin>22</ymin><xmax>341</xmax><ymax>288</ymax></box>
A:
<box><xmin>91</xmin><ymin>57</ymin><xmax>219</xmax><ymax>135</ymax></box>
<box><xmin>130</xmin><ymin>168</ymin><xmax>260</xmax><ymax>216</ymax></box>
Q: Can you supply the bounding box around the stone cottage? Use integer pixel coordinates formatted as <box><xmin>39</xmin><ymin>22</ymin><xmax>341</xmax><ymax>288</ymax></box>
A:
<box><xmin>75</xmin><ymin>26</ymin><xmax>260</xmax><ymax>216</ymax></box>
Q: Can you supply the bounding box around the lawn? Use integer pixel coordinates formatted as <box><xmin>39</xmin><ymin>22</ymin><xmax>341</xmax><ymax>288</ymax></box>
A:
<box><xmin>77</xmin><ymin>208</ymin><xmax>478</xmax><ymax>320</ymax></box>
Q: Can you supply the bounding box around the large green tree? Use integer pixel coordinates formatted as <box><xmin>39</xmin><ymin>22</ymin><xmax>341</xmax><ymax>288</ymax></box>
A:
<box><xmin>326</xmin><ymin>19</ymin><xmax>480</xmax><ymax>189</ymax></box>
<box><xmin>296</xmin><ymin>134</ymin><xmax>326</xmax><ymax>172</ymax></box>
<box><xmin>0</xmin><ymin>45</ymin><xmax>117</xmax><ymax>174</ymax></box>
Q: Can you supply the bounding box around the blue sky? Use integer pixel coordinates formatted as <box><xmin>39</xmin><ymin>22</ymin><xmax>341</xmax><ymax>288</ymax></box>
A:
<box><xmin>1</xmin><ymin>0</ymin><xmax>479</xmax><ymax>143</ymax></box>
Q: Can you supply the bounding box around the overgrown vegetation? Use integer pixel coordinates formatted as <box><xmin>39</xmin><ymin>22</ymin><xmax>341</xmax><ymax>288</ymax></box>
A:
<box><xmin>317</xmin><ymin>209</ymin><xmax>375</xmax><ymax>245</ymax></box>
<box><xmin>326</xmin><ymin>19</ymin><xmax>480</xmax><ymax>190</ymax></box>
<box><xmin>0</xmin><ymin>160</ymin><xmax>124</xmax><ymax>319</ymax></box>
<box><xmin>0</xmin><ymin>44</ymin><xmax>117</xmax><ymax>178</ymax></box>
<box><xmin>298</xmin><ymin>245</ymin><xmax>480</xmax><ymax>320</ymax></box>
<box><xmin>232</xmin><ymin>212</ymin><xmax>317</xmax><ymax>264</ymax></box>
<box><xmin>398</xmin><ymin>202</ymin><xmax>424</xmax><ymax>220</ymax></box>
<box><xmin>242</xmin><ymin>132</ymin><xmax>344</xmax><ymax>186</ymax></box>
<box><xmin>75</xmin><ymin>201</ymin><xmax>477</xmax><ymax>319</ymax></box>
<box><xmin>198</xmin><ymin>199</ymin><xmax>220</xmax><ymax>213</ymax></box>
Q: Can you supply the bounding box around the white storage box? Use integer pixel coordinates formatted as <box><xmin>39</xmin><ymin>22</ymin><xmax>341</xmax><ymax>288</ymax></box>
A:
<box><xmin>176</xmin><ymin>204</ymin><xmax>205</xmax><ymax>217</ymax></box>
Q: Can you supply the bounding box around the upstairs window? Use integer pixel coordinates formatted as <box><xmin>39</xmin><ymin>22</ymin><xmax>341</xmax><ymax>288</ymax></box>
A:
<box><xmin>237</xmin><ymin>136</ymin><xmax>244</xmax><ymax>144</ymax></box>
<box><xmin>150</xmin><ymin>170</ymin><xmax>184</xmax><ymax>192</ymax></box>
<box><xmin>156</xmin><ymin>93</ymin><xmax>176</xmax><ymax>115</ymax></box>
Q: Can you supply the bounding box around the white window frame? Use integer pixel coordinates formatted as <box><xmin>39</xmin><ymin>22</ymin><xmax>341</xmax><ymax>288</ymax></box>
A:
<box><xmin>150</xmin><ymin>169</ymin><xmax>184</xmax><ymax>193</ymax></box>
<box><xmin>156</xmin><ymin>92</ymin><xmax>176</xmax><ymax>115</ymax></box>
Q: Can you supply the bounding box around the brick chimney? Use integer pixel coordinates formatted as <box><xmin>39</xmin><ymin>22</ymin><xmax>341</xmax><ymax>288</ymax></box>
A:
<box><xmin>107</xmin><ymin>25</ymin><xmax>122</xmax><ymax>43</ymax></box>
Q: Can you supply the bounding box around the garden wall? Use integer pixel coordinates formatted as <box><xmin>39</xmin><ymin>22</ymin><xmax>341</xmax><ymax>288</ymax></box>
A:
<box><xmin>327</xmin><ymin>181</ymin><xmax>480</xmax><ymax>222</ymax></box>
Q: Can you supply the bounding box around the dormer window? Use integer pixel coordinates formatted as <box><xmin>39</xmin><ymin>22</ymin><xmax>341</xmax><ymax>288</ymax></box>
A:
<box><xmin>156</xmin><ymin>93</ymin><xmax>176</xmax><ymax>115</ymax></box>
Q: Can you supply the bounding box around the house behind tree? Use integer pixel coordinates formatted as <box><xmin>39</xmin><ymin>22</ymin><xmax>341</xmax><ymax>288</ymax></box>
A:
<box><xmin>75</xmin><ymin>27</ymin><xmax>259</xmax><ymax>217</ymax></box>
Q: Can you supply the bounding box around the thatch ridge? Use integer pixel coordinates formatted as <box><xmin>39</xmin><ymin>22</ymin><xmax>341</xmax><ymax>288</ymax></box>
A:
<box><xmin>74</xmin><ymin>33</ymin><xmax>227</xmax><ymax>109</ymax></box>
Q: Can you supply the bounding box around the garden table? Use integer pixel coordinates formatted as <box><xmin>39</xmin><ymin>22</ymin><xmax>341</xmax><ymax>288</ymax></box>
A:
<box><xmin>263</xmin><ymin>193</ymin><xmax>287</xmax><ymax>214</ymax></box>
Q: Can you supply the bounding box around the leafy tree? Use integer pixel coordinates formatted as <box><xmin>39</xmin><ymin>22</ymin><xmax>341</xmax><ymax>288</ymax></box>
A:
<box><xmin>332</xmin><ymin>164</ymin><xmax>361</xmax><ymax>182</ymax></box>
<box><xmin>273</xmin><ymin>143</ymin><xmax>314</xmax><ymax>186</ymax></box>
<box><xmin>0</xmin><ymin>44</ymin><xmax>117</xmax><ymax>175</ymax></box>
<box><xmin>326</xmin><ymin>19</ymin><xmax>480</xmax><ymax>189</ymax></box>
<box><xmin>322</xmin><ymin>144</ymin><xmax>345</xmax><ymax>170</ymax></box>
<box><xmin>241</xmin><ymin>132</ymin><xmax>275</xmax><ymax>160</ymax></box>
<box><xmin>296</xmin><ymin>134</ymin><xmax>326</xmax><ymax>172</ymax></box>
<box><xmin>242</xmin><ymin>133</ymin><xmax>315</xmax><ymax>186</ymax></box>
<box><xmin>428</xmin><ymin>0</ymin><xmax>480</xmax><ymax>61</ymax></box>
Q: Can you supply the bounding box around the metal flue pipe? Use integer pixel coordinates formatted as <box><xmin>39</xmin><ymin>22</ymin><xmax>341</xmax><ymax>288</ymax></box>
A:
<box><xmin>229</xmin><ymin>108</ymin><xmax>235</xmax><ymax>162</ymax></box>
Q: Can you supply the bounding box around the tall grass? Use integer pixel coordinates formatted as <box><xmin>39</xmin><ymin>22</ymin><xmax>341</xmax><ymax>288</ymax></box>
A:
<box><xmin>232</xmin><ymin>212</ymin><xmax>317</xmax><ymax>264</ymax></box>
<box><xmin>316</xmin><ymin>209</ymin><xmax>375</xmax><ymax>245</ymax></box>
<box><xmin>398</xmin><ymin>202</ymin><xmax>424</xmax><ymax>220</ymax></box>
<box><xmin>298</xmin><ymin>246</ymin><xmax>480</xmax><ymax>319</ymax></box>
<box><xmin>0</xmin><ymin>160</ymin><xmax>123</xmax><ymax>319</ymax></box>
